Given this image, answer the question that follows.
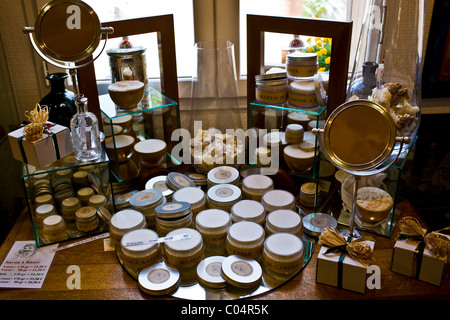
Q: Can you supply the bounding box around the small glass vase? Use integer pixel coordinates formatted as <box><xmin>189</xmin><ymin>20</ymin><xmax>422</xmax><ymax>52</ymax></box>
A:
<box><xmin>40</xmin><ymin>73</ymin><xmax>77</xmax><ymax>128</ymax></box>
<box><xmin>70</xmin><ymin>95</ymin><xmax>103</xmax><ymax>162</ymax></box>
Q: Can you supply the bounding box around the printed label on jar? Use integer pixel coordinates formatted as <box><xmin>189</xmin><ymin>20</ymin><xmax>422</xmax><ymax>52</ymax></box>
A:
<box><xmin>231</xmin><ymin>261</ymin><xmax>253</xmax><ymax>277</ymax></box>
<box><xmin>288</xmin><ymin>93</ymin><xmax>318</xmax><ymax>107</ymax></box>
<box><xmin>214</xmin><ymin>170</ymin><xmax>232</xmax><ymax>181</ymax></box>
<box><xmin>255</xmin><ymin>88</ymin><xmax>288</xmax><ymax>105</ymax></box>
<box><xmin>215</xmin><ymin>187</ymin><xmax>234</xmax><ymax>198</ymax></box>
<box><xmin>137</xmin><ymin>192</ymin><xmax>155</xmax><ymax>203</ymax></box>
<box><xmin>205</xmin><ymin>261</ymin><xmax>222</xmax><ymax>277</ymax></box>
<box><xmin>287</xmin><ymin>65</ymin><xmax>318</xmax><ymax>78</ymax></box>
<box><xmin>162</xmin><ymin>203</ymin><xmax>183</xmax><ymax>211</ymax></box>
<box><xmin>148</xmin><ymin>268</ymin><xmax>170</xmax><ymax>284</ymax></box>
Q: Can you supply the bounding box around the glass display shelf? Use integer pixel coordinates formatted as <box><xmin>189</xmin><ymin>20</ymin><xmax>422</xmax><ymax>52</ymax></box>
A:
<box><xmin>100</xmin><ymin>86</ymin><xmax>180</xmax><ymax>183</ymax></box>
<box><xmin>21</xmin><ymin>152</ymin><xmax>113</xmax><ymax>247</ymax></box>
<box><xmin>116</xmin><ymin>235</ymin><xmax>314</xmax><ymax>300</ymax></box>
<box><xmin>336</xmin><ymin>137</ymin><xmax>417</xmax><ymax>238</ymax></box>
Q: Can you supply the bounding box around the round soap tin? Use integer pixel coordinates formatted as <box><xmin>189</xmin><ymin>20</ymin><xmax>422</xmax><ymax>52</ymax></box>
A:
<box><xmin>42</xmin><ymin>214</ymin><xmax>68</xmax><ymax>243</ymax></box>
<box><xmin>145</xmin><ymin>175</ymin><xmax>174</xmax><ymax>201</ymax></box>
<box><xmin>119</xmin><ymin>228</ymin><xmax>161</xmax><ymax>270</ymax></box>
<box><xmin>172</xmin><ymin>187</ymin><xmax>206</xmax><ymax>217</ymax></box>
<box><xmin>285</xmin><ymin>124</ymin><xmax>305</xmax><ymax>144</ymax></box>
<box><xmin>195</xmin><ymin>209</ymin><xmax>231</xmax><ymax>246</ymax></box>
<box><xmin>207</xmin><ymin>166</ymin><xmax>240</xmax><ymax>188</ymax></box>
<box><xmin>221</xmin><ymin>255</ymin><xmax>262</xmax><ymax>288</ymax></box>
<box><xmin>262</xmin><ymin>233</ymin><xmax>304</xmax><ymax>275</ymax></box>
<box><xmin>226</xmin><ymin>221</ymin><xmax>265</xmax><ymax>259</ymax></box>
<box><xmin>129</xmin><ymin>189</ymin><xmax>166</xmax><ymax>227</ymax></box>
<box><xmin>35</xmin><ymin>204</ymin><xmax>56</xmax><ymax>227</ymax></box>
<box><xmin>154</xmin><ymin>201</ymin><xmax>193</xmax><ymax>236</ymax></box>
<box><xmin>138</xmin><ymin>262</ymin><xmax>180</xmax><ymax>296</ymax></box>
<box><xmin>166</xmin><ymin>172</ymin><xmax>196</xmax><ymax>190</ymax></box>
<box><xmin>164</xmin><ymin>228</ymin><xmax>204</xmax><ymax>270</ymax></box>
<box><xmin>303</xmin><ymin>212</ymin><xmax>337</xmax><ymax>238</ymax></box>
<box><xmin>299</xmin><ymin>182</ymin><xmax>322</xmax><ymax>208</ymax></box>
<box><xmin>185</xmin><ymin>172</ymin><xmax>207</xmax><ymax>188</ymax></box>
<box><xmin>207</xmin><ymin>184</ymin><xmax>242</xmax><ymax>212</ymax></box>
<box><xmin>261</xmin><ymin>189</ymin><xmax>296</xmax><ymax>213</ymax></box>
<box><xmin>265</xmin><ymin>209</ymin><xmax>303</xmax><ymax>238</ymax></box>
<box><xmin>231</xmin><ymin>200</ymin><xmax>266</xmax><ymax>225</ymax></box>
<box><xmin>196</xmin><ymin>256</ymin><xmax>227</xmax><ymax>288</ymax></box>
<box><xmin>77</xmin><ymin>187</ymin><xmax>95</xmax><ymax>206</ymax></box>
<box><xmin>88</xmin><ymin>194</ymin><xmax>107</xmax><ymax>209</ymax></box>
<box><xmin>75</xmin><ymin>206</ymin><xmax>99</xmax><ymax>233</ymax></box>
<box><xmin>114</xmin><ymin>190</ymin><xmax>138</xmax><ymax>210</ymax></box>
<box><xmin>60</xmin><ymin>197</ymin><xmax>81</xmax><ymax>221</ymax></box>
<box><xmin>109</xmin><ymin>209</ymin><xmax>147</xmax><ymax>245</ymax></box>
<box><xmin>241</xmin><ymin>174</ymin><xmax>274</xmax><ymax>201</ymax></box>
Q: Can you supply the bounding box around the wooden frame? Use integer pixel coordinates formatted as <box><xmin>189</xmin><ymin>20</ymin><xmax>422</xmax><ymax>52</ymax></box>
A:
<box><xmin>76</xmin><ymin>14</ymin><xmax>179</xmax><ymax>125</ymax></box>
<box><xmin>246</xmin><ymin>14</ymin><xmax>352</xmax><ymax>126</ymax></box>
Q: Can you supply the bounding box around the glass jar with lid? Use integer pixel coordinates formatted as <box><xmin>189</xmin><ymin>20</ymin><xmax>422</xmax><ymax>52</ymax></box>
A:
<box><xmin>163</xmin><ymin>228</ymin><xmax>204</xmax><ymax>270</ymax></box>
<box><xmin>118</xmin><ymin>228</ymin><xmax>161</xmax><ymax>271</ymax></box>
<box><xmin>261</xmin><ymin>189</ymin><xmax>296</xmax><ymax>213</ymax></box>
<box><xmin>265</xmin><ymin>209</ymin><xmax>303</xmax><ymax>238</ymax></box>
<box><xmin>255</xmin><ymin>72</ymin><xmax>288</xmax><ymax>106</ymax></box>
<box><xmin>75</xmin><ymin>206</ymin><xmax>99</xmax><ymax>234</ymax></box>
<box><xmin>262</xmin><ymin>233</ymin><xmax>304</xmax><ymax>276</ymax></box>
<box><xmin>226</xmin><ymin>220</ymin><xmax>265</xmax><ymax>259</ymax></box>
<box><xmin>171</xmin><ymin>187</ymin><xmax>206</xmax><ymax>218</ymax></box>
<box><xmin>231</xmin><ymin>200</ymin><xmax>266</xmax><ymax>225</ymax></box>
<box><xmin>286</xmin><ymin>52</ymin><xmax>318</xmax><ymax>81</ymax></box>
<box><xmin>109</xmin><ymin>209</ymin><xmax>147</xmax><ymax>245</ymax></box>
<box><xmin>129</xmin><ymin>189</ymin><xmax>166</xmax><ymax>228</ymax></box>
<box><xmin>195</xmin><ymin>209</ymin><xmax>231</xmax><ymax>253</ymax></box>
<box><xmin>154</xmin><ymin>201</ymin><xmax>194</xmax><ymax>236</ymax></box>
<box><xmin>42</xmin><ymin>215</ymin><xmax>68</xmax><ymax>243</ymax></box>
<box><xmin>206</xmin><ymin>184</ymin><xmax>242</xmax><ymax>212</ymax></box>
<box><xmin>241</xmin><ymin>174</ymin><xmax>274</xmax><ymax>202</ymax></box>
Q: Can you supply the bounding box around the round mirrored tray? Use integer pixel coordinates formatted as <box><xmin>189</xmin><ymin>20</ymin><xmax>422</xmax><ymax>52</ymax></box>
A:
<box><xmin>116</xmin><ymin>235</ymin><xmax>314</xmax><ymax>300</ymax></box>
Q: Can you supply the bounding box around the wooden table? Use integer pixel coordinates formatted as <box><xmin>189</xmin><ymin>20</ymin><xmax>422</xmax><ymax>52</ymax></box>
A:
<box><xmin>0</xmin><ymin>201</ymin><xmax>448</xmax><ymax>301</ymax></box>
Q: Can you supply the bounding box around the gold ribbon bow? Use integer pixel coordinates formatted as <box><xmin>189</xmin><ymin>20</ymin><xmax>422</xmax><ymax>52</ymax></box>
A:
<box><xmin>318</xmin><ymin>227</ymin><xmax>375</xmax><ymax>267</ymax></box>
<box><xmin>23</xmin><ymin>104</ymin><xmax>50</xmax><ymax>142</ymax></box>
<box><xmin>397</xmin><ymin>216</ymin><xmax>450</xmax><ymax>260</ymax></box>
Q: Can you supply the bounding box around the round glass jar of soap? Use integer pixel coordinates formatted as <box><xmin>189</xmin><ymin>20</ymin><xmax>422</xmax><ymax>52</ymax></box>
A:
<box><xmin>265</xmin><ymin>209</ymin><xmax>303</xmax><ymax>238</ymax></box>
<box><xmin>231</xmin><ymin>200</ymin><xmax>266</xmax><ymax>225</ymax></box>
<box><xmin>109</xmin><ymin>209</ymin><xmax>147</xmax><ymax>245</ymax></box>
<box><xmin>241</xmin><ymin>174</ymin><xmax>274</xmax><ymax>202</ymax></box>
<box><xmin>255</xmin><ymin>72</ymin><xmax>288</xmax><ymax>106</ymax></box>
<box><xmin>118</xmin><ymin>228</ymin><xmax>161</xmax><ymax>270</ymax></box>
<box><xmin>42</xmin><ymin>214</ymin><xmax>68</xmax><ymax>243</ymax></box>
<box><xmin>206</xmin><ymin>184</ymin><xmax>242</xmax><ymax>212</ymax></box>
<box><xmin>163</xmin><ymin>228</ymin><xmax>204</xmax><ymax>270</ymax></box>
<box><xmin>195</xmin><ymin>209</ymin><xmax>231</xmax><ymax>249</ymax></box>
<box><xmin>172</xmin><ymin>187</ymin><xmax>206</xmax><ymax>218</ymax></box>
<box><xmin>262</xmin><ymin>232</ymin><xmax>304</xmax><ymax>276</ymax></box>
<box><xmin>226</xmin><ymin>220</ymin><xmax>265</xmax><ymax>259</ymax></box>
<box><xmin>154</xmin><ymin>201</ymin><xmax>193</xmax><ymax>236</ymax></box>
<box><xmin>286</xmin><ymin>52</ymin><xmax>318</xmax><ymax>80</ymax></box>
<box><xmin>261</xmin><ymin>189</ymin><xmax>296</xmax><ymax>213</ymax></box>
<box><xmin>129</xmin><ymin>189</ymin><xmax>166</xmax><ymax>228</ymax></box>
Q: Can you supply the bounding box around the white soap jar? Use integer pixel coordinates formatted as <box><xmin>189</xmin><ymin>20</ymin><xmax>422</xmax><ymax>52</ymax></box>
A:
<box><xmin>206</xmin><ymin>184</ymin><xmax>242</xmax><ymax>212</ymax></box>
<box><xmin>241</xmin><ymin>174</ymin><xmax>274</xmax><ymax>202</ymax></box>
<box><xmin>118</xmin><ymin>228</ymin><xmax>161</xmax><ymax>270</ymax></box>
<box><xmin>262</xmin><ymin>233</ymin><xmax>304</xmax><ymax>276</ymax></box>
<box><xmin>129</xmin><ymin>189</ymin><xmax>166</xmax><ymax>227</ymax></box>
<box><xmin>265</xmin><ymin>209</ymin><xmax>303</xmax><ymax>238</ymax></box>
<box><xmin>226</xmin><ymin>220</ymin><xmax>265</xmax><ymax>259</ymax></box>
<box><xmin>172</xmin><ymin>187</ymin><xmax>206</xmax><ymax>218</ymax></box>
<box><xmin>163</xmin><ymin>228</ymin><xmax>204</xmax><ymax>270</ymax></box>
<box><xmin>261</xmin><ymin>189</ymin><xmax>296</xmax><ymax>213</ymax></box>
<box><xmin>231</xmin><ymin>200</ymin><xmax>266</xmax><ymax>225</ymax></box>
<box><xmin>207</xmin><ymin>166</ymin><xmax>240</xmax><ymax>188</ymax></box>
<box><xmin>109</xmin><ymin>209</ymin><xmax>147</xmax><ymax>245</ymax></box>
<box><xmin>195</xmin><ymin>209</ymin><xmax>231</xmax><ymax>247</ymax></box>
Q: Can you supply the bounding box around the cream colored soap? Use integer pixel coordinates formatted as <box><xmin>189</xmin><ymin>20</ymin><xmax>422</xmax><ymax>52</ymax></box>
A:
<box><xmin>241</xmin><ymin>174</ymin><xmax>274</xmax><ymax>201</ymax></box>
<box><xmin>231</xmin><ymin>200</ymin><xmax>266</xmax><ymax>225</ymax></box>
<box><xmin>164</xmin><ymin>228</ymin><xmax>204</xmax><ymax>270</ymax></box>
<box><xmin>261</xmin><ymin>189</ymin><xmax>296</xmax><ymax>213</ymax></box>
<box><xmin>263</xmin><ymin>233</ymin><xmax>304</xmax><ymax>275</ymax></box>
<box><xmin>226</xmin><ymin>221</ymin><xmax>265</xmax><ymax>259</ymax></box>
<box><xmin>119</xmin><ymin>228</ymin><xmax>161</xmax><ymax>270</ymax></box>
<box><xmin>195</xmin><ymin>209</ymin><xmax>231</xmax><ymax>246</ymax></box>
<box><xmin>265</xmin><ymin>209</ymin><xmax>303</xmax><ymax>237</ymax></box>
<box><xmin>109</xmin><ymin>209</ymin><xmax>147</xmax><ymax>245</ymax></box>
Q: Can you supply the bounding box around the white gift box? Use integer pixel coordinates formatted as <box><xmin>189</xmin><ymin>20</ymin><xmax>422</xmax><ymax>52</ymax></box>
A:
<box><xmin>8</xmin><ymin>123</ymin><xmax>73</xmax><ymax>169</ymax></box>
<box><xmin>316</xmin><ymin>241</ymin><xmax>375</xmax><ymax>294</ymax></box>
<box><xmin>391</xmin><ymin>234</ymin><xmax>448</xmax><ymax>286</ymax></box>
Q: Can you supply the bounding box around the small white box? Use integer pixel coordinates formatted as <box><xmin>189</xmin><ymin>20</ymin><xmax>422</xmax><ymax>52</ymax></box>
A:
<box><xmin>316</xmin><ymin>241</ymin><xmax>375</xmax><ymax>294</ymax></box>
<box><xmin>391</xmin><ymin>235</ymin><xmax>448</xmax><ymax>286</ymax></box>
<box><xmin>8</xmin><ymin>123</ymin><xmax>73</xmax><ymax>169</ymax></box>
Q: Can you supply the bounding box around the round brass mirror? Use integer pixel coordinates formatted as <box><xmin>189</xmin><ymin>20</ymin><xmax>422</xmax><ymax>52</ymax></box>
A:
<box><xmin>24</xmin><ymin>0</ymin><xmax>113</xmax><ymax>67</ymax></box>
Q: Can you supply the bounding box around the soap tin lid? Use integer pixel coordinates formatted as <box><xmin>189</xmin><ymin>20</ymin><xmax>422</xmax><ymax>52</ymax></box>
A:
<box><xmin>43</xmin><ymin>214</ymin><xmax>64</xmax><ymax>229</ymax></box>
<box><xmin>231</xmin><ymin>200</ymin><xmax>266</xmax><ymax>223</ymax></box>
<box><xmin>261</xmin><ymin>190</ymin><xmax>295</xmax><ymax>211</ymax></box>
<box><xmin>166</xmin><ymin>172</ymin><xmax>196</xmax><ymax>190</ymax></box>
<box><xmin>36</xmin><ymin>204</ymin><xmax>56</xmax><ymax>216</ymax></box>
<box><xmin>114</xmin><ymin>190</ymin><xmax>139</xmax><ymax>209</ymax></box>
<box><xmin>75</xmin><ymin>206</ymin><xmax>97</xmax><ymax>221</ymax></box>
<box><xmin>138</xmin><ymin>262</ymin><xmax>180</xmax><ymax>296</ymax></box>
<box><xmin>129</xmin><ymin>189</ymin><xmax>164</xmax><ymax>210</ymax></box>
<box><xmin>207</xmin><ymin>166</ymin><xmax>240</xmax><ymax>186</ymax></box>
<box><xmin>145</xmin><ymin>175</ymin><xmax>174</xmax><ymax>199</ymax></box>
<box><xmin>172</xmin><ymin>187</ymin><xmax>205</xmax><ymax>208</ymax></box>
<box><xmin>264</xmin><ymin>233</ymin><xmax>304</xmax><ymax>261</ymax></box>
<box><xmin>195</xmin><ymin>209</ymin><xmax>231</xmax><ymax>232</ymax></box>
<box><xmin>207</xmin><ymin>184</ymin><xmax>242</xmax><ymax>207</ymax></box>
<box><xmin>121</xmin><ymin>228</ymin><xmax>160</xmax><ymax>256</ymax></box>
<box><xmin>164</xmin><ymin>228</ymin><xmax>203</xmax><ymax>254</ymax></box>
<box><xmin>154</xmin><ymin>201</ymin><xmax>192</xmax><ymax>220</ymax></box>
<box><xmin>241</xmin><ymin>174</ymin><xmax>274</xmax><ymax>195</ymax></box>
<box><xmin>185</xmin><ymin>172</ymin><xmax>207</xmax><ymax>186</ymax></box>
<box><xmin>303</xmin><ymin>212</ymin><xmax>337</xmax><ymax>237</ymax></box>
<box><xmin>110</xmin><ymin>209</ymin><xmax>146</xmax><ymax>233</ymax></box>
<box><xmin>221</xmin><ymin>255</ymin><xmax>262</xmax><ymax>288</ymax></box>
<box><xmin>227</xmin><ymin>221</ymin><xmax>265</xmax><ymax>246</ymax></box>
<box><xmin>265</xmin><ymin>209</ymin><xmax>302</xmax><ymax>234</ymax></box>
<box><xmin>196</xmin><ymin>256</ymin><xmax>227</xmax><ymax>288</ymax></box>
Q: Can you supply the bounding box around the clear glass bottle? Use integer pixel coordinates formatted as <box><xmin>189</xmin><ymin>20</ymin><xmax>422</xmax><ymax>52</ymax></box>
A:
<box><xmin>70</xmin><ymin>95</ymin><xmax>103</xmax><ymax>161</ymax></box>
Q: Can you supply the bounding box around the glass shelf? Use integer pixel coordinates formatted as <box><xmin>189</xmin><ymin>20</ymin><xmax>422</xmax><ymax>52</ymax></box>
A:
<box><xmin>100</xmin><ymin>86</ymin><xmax>180</xmax><ymax>183</ymax></box>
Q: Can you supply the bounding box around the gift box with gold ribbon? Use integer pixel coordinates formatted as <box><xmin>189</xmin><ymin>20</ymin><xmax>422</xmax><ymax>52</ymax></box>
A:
<box><xmin>391</xmin><ymin>217</ymin><xmax>450</xmax><ymax>286</ymax></box>
<box><xmin>316</xmin><ymin>227</ymin><xmax>375</xmax><ymax>294</ymax></box>
<box><xmin>8</xmin><ymin>104</ymin><xmax>73</xmax><ymax>169</ymax></box>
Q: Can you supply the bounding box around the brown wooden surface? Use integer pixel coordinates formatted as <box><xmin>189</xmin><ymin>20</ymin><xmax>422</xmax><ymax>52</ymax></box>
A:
<box><xmin>0</xmin><ymin>201</ymin><xmax>448</xmax><ymax>301</ymax></box>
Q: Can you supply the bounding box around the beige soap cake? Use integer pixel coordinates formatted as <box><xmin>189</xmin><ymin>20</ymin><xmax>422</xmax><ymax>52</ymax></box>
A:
<box><xmin>356</xmin><ymin>187</ymin><xmax>394</xmax><ymax>223</ymax></box>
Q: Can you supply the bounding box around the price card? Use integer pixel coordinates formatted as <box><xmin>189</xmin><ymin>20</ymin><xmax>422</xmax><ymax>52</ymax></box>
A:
<box><xmin>0</xmin><ymin>241</ymin><xmax>57</xmax><ymax>289</ymax></box>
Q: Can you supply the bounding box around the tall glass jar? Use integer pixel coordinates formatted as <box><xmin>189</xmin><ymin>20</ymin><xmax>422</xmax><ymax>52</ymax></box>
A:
<box><xmin>70</xmin><ymin>95</ymin><xmax>103</xmax><ymax>161</ymax></box>
<box><xmin>347</xmin><ymin>0</ymin><xmax>424</xmax><ymax>143</ymax></box>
